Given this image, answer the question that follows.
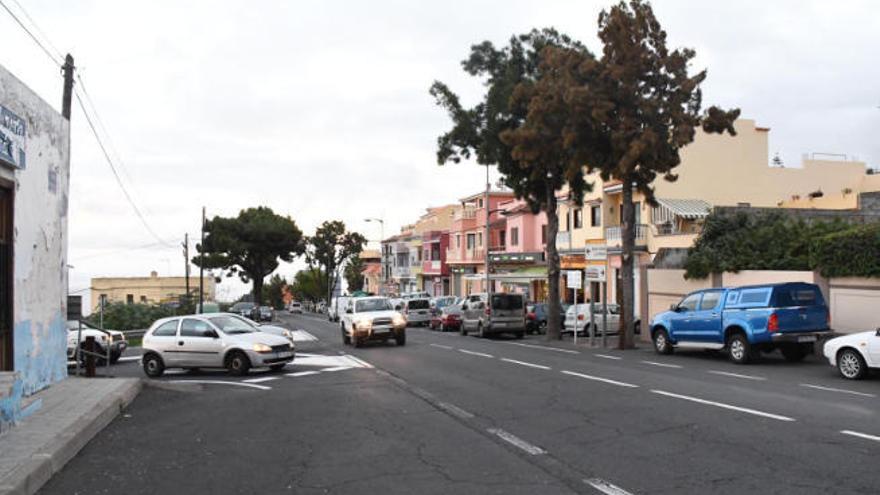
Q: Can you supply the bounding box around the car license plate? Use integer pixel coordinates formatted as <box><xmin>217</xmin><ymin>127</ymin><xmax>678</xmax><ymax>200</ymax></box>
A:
<box><xmin>373</xmin><ymin>328</ymin><xmax>391</xmax><ymax>334</ymax></box>
<box><xmin>495</xmin><ymin>322</ymin><xmax>506</xmax><ymax>327</ymax></box>
<box><xmin>276</xmin><ymin>352</ymin><xmax>292</xmax><ymax>358</ymax></box>
<box><xmin>797</xmin><ymin>336</ymin><xmax>816</xmax><ymax>343</ymax></box>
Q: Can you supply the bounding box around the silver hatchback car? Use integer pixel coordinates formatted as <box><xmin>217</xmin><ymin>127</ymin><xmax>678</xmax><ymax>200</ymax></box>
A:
<box><xmin>141</xmin><ymin>314</ymin><xmax>295</xmax><ymax>378</ymax></box>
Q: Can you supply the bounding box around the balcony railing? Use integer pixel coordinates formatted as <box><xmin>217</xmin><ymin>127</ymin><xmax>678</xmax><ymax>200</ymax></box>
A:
<box><xmin>422</xmin><ymin>260</ymin><xmax>442</xmax><ymax>274</ymax></box>
<box><xmin>453</xmin><ymin>208</ymin><xmax>477</xmax><ymax>221</ymax></box>
<box><xmin>605</xmin><ymin>224</ymin><xmax>648</xmax><ymax>244</ymax></box>
<box><xmin>393</xmin><ymin>266</ymin><xmax>412</xmax><ymax>278</ymax></box>
<box><xmin>446</xmin><ymin>247</ymin><xmax>485</xmax><ymax>263</ymax></box>
<box><xmin>654</xmin><ymin>223</ymin><xmax>702</xmax><ymax>236</ymax></box>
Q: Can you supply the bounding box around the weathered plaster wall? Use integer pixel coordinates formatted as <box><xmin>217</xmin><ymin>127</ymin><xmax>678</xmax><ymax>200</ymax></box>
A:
<box><xmin>0</xmin><ymin>63</ymin><xmax>70</xmax><ymax>421</ymax></box>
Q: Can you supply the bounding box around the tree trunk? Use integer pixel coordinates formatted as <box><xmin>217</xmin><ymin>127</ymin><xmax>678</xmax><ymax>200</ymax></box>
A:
<box><xmin>545</xmin><ymin>184</ymin><xmax>562</xmax><ymax>341</ymax></box>
<box><xmin>619</xmin><ymin>180</ymin><xmax>636</xmax><ymax>350</ymax></box>
<box><xmin>253</xmin><ymin>274</ymin><xmax>264</xmax><ymax>306</ymax></box>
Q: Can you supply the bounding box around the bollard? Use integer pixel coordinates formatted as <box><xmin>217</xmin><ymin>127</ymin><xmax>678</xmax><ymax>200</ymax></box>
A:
<box><xmin>85</xmin><ymin>336</ymin><xmax>96</xmax><ymax>377</ymax></box>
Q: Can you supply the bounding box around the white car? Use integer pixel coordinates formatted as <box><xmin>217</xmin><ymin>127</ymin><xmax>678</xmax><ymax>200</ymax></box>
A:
<box><xmin>563</xmin><ymin>304</ymin><xmax>620</xmax><ymax>336</ymax></box>
<box><xmin>823</xmin><ymin>328</ymin><xmax>880</xmax><ymax>380</ymax></box>
<box><xmin>223</xmin><ymin>313</ymin><xmax>297</xmax><ymax>347</ymax></box>
<box><xmin>288</xmin><ymin>301</ymin><xmax>303</xmax><ymax>314</ymax></box>
<box><xmin>141</xmin><ymin>314</ymin><xmax>295</xmax><ymax>377</ymax></box>
<box><xmin>340</xmin><ymin>296</ymin><xmax>406</xmax><ymax>347</ymax></box>
<box><xmin>66</xmin><ymin>320</ymin><xmax>128</xmax><ymax>364</ymax></box>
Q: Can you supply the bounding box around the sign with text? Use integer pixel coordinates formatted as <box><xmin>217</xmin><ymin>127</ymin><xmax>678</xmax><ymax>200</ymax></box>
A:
<box><xmin>585</xmin><ymin>244</ymin><xmax>607</xmax><ymax>261</ymax></box>
<box><xmin>566</xmin><ymin>270</ymin><xmax>582</xmax><ymax>289</ymax></box>
<box><xmin>584</xmin><ymin>266</ymin><xmax>606</xmax><ymax>282</ymax></box>
<box><xmin>0</xmin><ymin>106</ymin><xmax>26</xmax><ymax>170</ymax></box>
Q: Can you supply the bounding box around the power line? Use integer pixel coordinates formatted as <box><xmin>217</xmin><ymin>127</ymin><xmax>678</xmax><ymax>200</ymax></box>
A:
<box><xmin>74</xmin><ymin>89</ymin><xmax>174</xmax><ymax>247</ymax></box>
<box><xmin>0</xmin><ymin>0</ymin><xmax>61</xmax><ymax>66</ymax></box>
<box><xmin>9</xmin><ymin>0</ymin><xmax>63</xmax><ymax>61</ymax></box>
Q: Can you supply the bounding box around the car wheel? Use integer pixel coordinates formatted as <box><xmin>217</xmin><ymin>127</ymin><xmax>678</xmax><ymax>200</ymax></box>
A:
<box><xmin>727</xmin><ymin>333</ymin><xmax>755</xmax><ymax>365</ymax></box>
<box><xmin>515</xmin><ymin>332</ymin><xmax>525</xmax><ymax>340</ymax></box>
<box><xmin>653</xmin><ymin>329</ymin><xmax>673</xmax><ymax>355</ymax></box>
<box><xmin>837</xmin><ymin>348</ymin><xmax>868</xmax><ymax>380</ymax></box>
<box><xmin>341</xmin><ymin>325</ymin><xmax>351</xmax><ymax>345</ymax></box>
<box><xmin>142</xmin><ymin>353</ymin><xmax>165</xmax><ymax>378</ymax></box>
<box><xmin>460</xmin><ymin>325</ymin><xmax>468</xmax><ymax>337</ymax></box>
<box><xmin>110</xmin><ymin>352</ymin><xmax>121</xmax><ymax>365</ymax></box>
<box><xmin>395</xmin><ymin>331</ymin><xmax>406</xmax><ymax>346</ymax></box>
<box><xmin>269</xmin><ymin>364</ymin><xmax>287</xmax><ymax>372</ymax></box>
<box><xmin>477</xmin><ymin>323</ymin><xmax>485</xmax><ymax>338</ymax></box>
<box><xmin>352</xmin><ymin>335</ymin><xmax>363</xmax><ymax>348</ymax></box>
<box><xmin>226</xmin><ymin>351</ymin><xmax>251</xmax><ymax>376</ymax></box>
<box><xmin>539</xmin><ymin>321</ymin><xmax>547</xmax><ymax>335</ymax></box>
<box><xmin>780</xmin><ymin>344</ymin><xmax>809</xmax><ymax>362</ymax></box>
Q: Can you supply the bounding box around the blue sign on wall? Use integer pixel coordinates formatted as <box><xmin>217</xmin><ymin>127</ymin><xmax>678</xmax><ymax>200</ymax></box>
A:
<box><xmin>0</xmin><ymin>105</ymin><xmax>26</xmax><ymax>170</ymax></box>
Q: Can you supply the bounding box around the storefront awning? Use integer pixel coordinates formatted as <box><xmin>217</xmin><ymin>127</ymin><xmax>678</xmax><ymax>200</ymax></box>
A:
<box><xmin>654</xmin><ymin>198</ymin><xmax>712</xmax><ymax>221</ymax></box>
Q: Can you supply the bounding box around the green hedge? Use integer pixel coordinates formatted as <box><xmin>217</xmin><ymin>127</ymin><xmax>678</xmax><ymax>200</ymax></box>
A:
<box><xmin>85</xmin><ymin>302</ymin><xmax>178</xmax><ymax>330</ymax></box>
<box><xmin>810</xmin><ymin>223</ymin><xmax>880</xmax><ymax>278</ymax></box>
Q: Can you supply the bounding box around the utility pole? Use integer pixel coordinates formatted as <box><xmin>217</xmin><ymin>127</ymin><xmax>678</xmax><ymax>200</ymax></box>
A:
<box><xmin>199</xmin><ymin>207</ymin><xmax>206</xmax><ymax>313</ymax></box>
<box><xmin>61</xmin><ymin>54</ymin><xmax>75</xmax><ymax>120</ymax></box>
<box><xmin>182</xmin><ymin>233</ymin><xmax>190</xmax><ymax>307</ymax></box>
<box><xmin>485</xmin><ymin>164</ymin><xmax>492</xmax><ymax>305</ymax></box>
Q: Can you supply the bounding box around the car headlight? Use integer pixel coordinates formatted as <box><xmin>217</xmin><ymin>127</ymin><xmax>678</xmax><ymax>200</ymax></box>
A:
<box><xmin>392</xmin><ymin>314</ymin><xmax>406</xmax><ymax>327</ymax></box>
<box><xmin>355</xmin><ymin>318</ymin><xmax>372</xmax><ymax>330</ymax></box>
<box><xmin>252</xmin><ymin>343</ymin><xmax>272</xmax><ymax>353</ymax></box>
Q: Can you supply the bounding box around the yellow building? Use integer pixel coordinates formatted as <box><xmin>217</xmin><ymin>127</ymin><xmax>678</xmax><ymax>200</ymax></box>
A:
<box><xmin>91</xmin><ymin>271</ymin><xmax>216</xmax><ymax>311</ymax></box>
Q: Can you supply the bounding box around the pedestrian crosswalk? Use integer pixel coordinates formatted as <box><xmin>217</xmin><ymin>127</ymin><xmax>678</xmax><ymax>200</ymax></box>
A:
<box><xmin>291</xmin><ymin>329</ymin><xmax>319</xmax><ymax>342</ymax></box>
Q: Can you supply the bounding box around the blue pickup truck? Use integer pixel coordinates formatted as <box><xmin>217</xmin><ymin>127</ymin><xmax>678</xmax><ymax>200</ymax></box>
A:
<box><xmin>649</xmin><ymin>282</ymin><xmax>831</xmax><ymax>364</ymax></box>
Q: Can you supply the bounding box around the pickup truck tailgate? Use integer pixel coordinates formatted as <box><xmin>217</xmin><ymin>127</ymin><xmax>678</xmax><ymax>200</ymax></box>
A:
<box><xmin>775</xmin><ymin>305</ymin><xmax>828</xmax><ymax>333</ymax></box>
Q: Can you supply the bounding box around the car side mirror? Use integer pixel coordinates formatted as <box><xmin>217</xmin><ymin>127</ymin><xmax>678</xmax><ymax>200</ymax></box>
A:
<box><xmin>669</xmin><ymin>303</ymin><xmax>678</xmax><ymax>312</ymax></box>
<box><xmin>395</xmin><ymin>305</ymin><xmax>403</xmax><ymax>311</ymax></box>
<box><xmin>346</xmin><ymin>308</ymin><xmax>353</xmax><ymax>314</ymax></box>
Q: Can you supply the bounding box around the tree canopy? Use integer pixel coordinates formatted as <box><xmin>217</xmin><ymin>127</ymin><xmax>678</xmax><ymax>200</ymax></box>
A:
<box><xmin>344</xmin><ymin>255</ymin><xmax>365</xmax><ymax>293</ymax></box>
<box><xmin>306</xmin><ymin>220</ymin><xmax>366</xmax><ymax>303</ymax></box>
<box><xmin>194</xmin><ymin>207</ymin><xmax>304</xmax><ymax>304</ymax></box>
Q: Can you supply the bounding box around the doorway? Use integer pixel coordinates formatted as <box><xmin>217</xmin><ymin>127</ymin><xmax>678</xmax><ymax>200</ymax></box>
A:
<box><xmin>0</xmin><ymin>183</ymin><xmax>12</xmax><ymax>371</ymax></box>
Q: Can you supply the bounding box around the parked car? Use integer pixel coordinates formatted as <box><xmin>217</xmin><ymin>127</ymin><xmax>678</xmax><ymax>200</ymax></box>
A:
<box><xmin>650</xmin><ymin>282</ymin><xmax>831</xmax><ymax>364</ymax></box>
<box><xmin>823</xmin><ymin>328</ymin><xmax>880</xmax><ymax>380</ymax></box>
<box><xmin>563</xmin><ymin>303</ymin><xmax>621</xmax><ymax>336</ymax></box>
<box><xmin>141</xmin><ymin>314</ymin><xmax>294</xmax><ymax>377</ymax></box>
<box><xmin>430</xmin><ymin>296</ymin><xmax>458</xmax><ymax>314</ymax></box>
<box><xmin>198</xmin><ymin>302</ymin><xmax>221</xmax><ymax>314</ymax></box>
<box><xmin>329</xmin><ymin>296</ymin><xmax>351</xmax><ymax>322</ymax></box>
<box><xmin>526</xmin><ymin>303</ymin><xmax>568</xmax><ymax>334</ymax></box>
<box><xmin>460</xmin><ymin>293</ymin><xmax>526</xmax><ymax>338</ymax></box>
<box><xmin>403</xmin><ymin>298</ymin><xmax>432</xmax><ymax>326</ymax></box>
<box><xmin>258</xmin><ymin>306</ymin><xmax>275</xmax><ymax>322</ymax></box>
<box><xmin>430</xmin><ymin>304</ymin><xmax>463</xmax><ymax>332</ymax></box>
<box><xmin>339</xmin><ymin>297</ymin><xmax>407</xmax><ymax>347</ymax></box>
<box><xmin>65</xmin><ymin>319</ymin><xmax>128</xmax><ymax>364</ymax></box>
<box><xmin>402</xmin><ymin>291</ymin><xmax>430</xmax><ymax>300</ymax></box>
<box><xmin>230</xmin><ymin>302</ymin><xmax>255</xmax><ymax>319</ymax></box>
<box><xmin>316</xmin><ymin>301</ymin><xmax>326</xmax><ymax>315</ymax></box>
<box><xmin>288</xmin><ymin>301</ymin><xmax>303</xmax><ymax>314</ymax></box>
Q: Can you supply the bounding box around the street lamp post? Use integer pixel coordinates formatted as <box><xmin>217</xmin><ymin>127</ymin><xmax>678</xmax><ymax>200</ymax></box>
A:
<box><xmin>365</xmin><ymin>217</ymin><xmax>385</xmax><ymax>294</ymax></box>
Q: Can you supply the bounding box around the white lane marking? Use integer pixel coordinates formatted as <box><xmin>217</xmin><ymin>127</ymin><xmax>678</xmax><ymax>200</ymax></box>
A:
<box><xmin>641</xmin><ymin>360</ymin><xmax>682</xmax><ymax>369</ymax></box>
<box><xmin>296</xmin><ymin>354</ymin><xmax>361</xmax><ymax>368</ymax></box>
<box><xmin>651</xmin><ymin>390</ymin><xmax>795</xmax><ymax>422</ymax></box>
<box><xmin>437</xmin><ymin>402</ymin><xmax>475</xmax><ymax>419</ymax></box>
<box><xmin>800</xmin><ymin>383</ymin><xmax>876</xmax><ymax>398</ymax></box>
<box><xmin>487</xmin><ymin>428</ymin><xmax>546</xmax><ymax>455</ymax></box>
<box><xmin>841</xmin><ymin>430</ymin><xmax>880</xmax><ymax>443</ymax></box>
<box><xmin>459</xmin><ymin>349</ymin><xmax>494</xmax><ymax>359</ymax></box>
<box><xmin>506</xmin><ymin>342</ymin><xmax>580</xmax><ymax>354</ymax></box>
<box><xmin>594</xmin><ymin>354</ymin><xmax>622</xmax><ymax>361</ymax></box>
<box><xmin>501</xmin><ymin>358</ymin><xmax>551</xmax><ymax>370</ymax></box>
<box><xmin>243</xmin><ymin>376</ymin><xmax>280</xmax><ymax>384</ymax></box>
<box><xmin>561</xmin><ymin>370</ymin><xmax>639</xmax><ymax>388</ymax></box>
<box><xmin>117</xmin><ymin>356</ymin><xmax>142</xmax><ymax>363</ymax></box>
<box><xmin>321</xmin><ymin>366</ymin><xmax>353</xmax><ymax>372</ymax></box>
<box><xmin>343</xmin><ymin>354</ymin><xmax>373</xmax><ymax>368</ymax></box>
<box><xmin>286</xmin><ymin>371</ymin><xmax>321</xmax><ymax>377</ymax></box>
<box><xmin>430</xmin><ymin>343</ymin><xmax>454</xmax><ymax>350</ymax></box>
<box><xmin>585</xmin><ymin>478</ymin><xmax>634</xmax><ymax>495</ymax></box>
<box><xmin>291</xmin><ymin>330</ymin><xmax>319</xmax><ymax>342</ymax></box>
<box><xmin>165</xmin><ymin>380</ymin><xmax>271</xmax><ymax>390</ymax></box>
<box><xmin>708</xmin><ymin>370</ymin><xmax>766</xmax><ymax>381</ymax></box>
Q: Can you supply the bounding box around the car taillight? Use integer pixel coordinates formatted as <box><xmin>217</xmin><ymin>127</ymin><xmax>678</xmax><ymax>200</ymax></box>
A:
<box><xmin>577</xmin><ymin>314</ymin><xmax>584</xmax><ymax>321</ymax></box>
<box><xmin>527</xmin><ymin>312</ymin><xmax>536</xmax><ymax>320</ymax></box>
<box><xmin>768</xmin><ymin>312</ymin><xmax>779</xmax><ymax>333</ymax></box>
<box><xmin>485</xmin><ymin>307</ymin><xmax>491</xmax><ymax>316</ymax></box>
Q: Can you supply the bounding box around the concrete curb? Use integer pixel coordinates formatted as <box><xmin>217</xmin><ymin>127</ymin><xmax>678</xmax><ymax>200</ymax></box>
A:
<box><xmin>0</xmin><ymin>378</ymin><xmax>143</xmax><ymax>495</ymax></box>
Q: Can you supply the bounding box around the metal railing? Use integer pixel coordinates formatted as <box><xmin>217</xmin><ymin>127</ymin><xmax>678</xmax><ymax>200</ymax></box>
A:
<box><xmin>72</xmin><ymin>320</ymin><xmax>112</xmax><ymax>377</ymax></box>
<box><xmin>605</xmin><ymin>224</ymin><xmax>648</xmax><ymax>241</ymax></box>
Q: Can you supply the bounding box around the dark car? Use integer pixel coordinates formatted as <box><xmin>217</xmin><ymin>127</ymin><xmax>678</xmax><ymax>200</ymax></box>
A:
<box><xmin>231</xmin><ymin>302</ymin><xmax>255</xmax><ymax>319</ymax></box>
<box><xmin>430</xmin><ymin>304</ymin><xmax>463</xmax><ymax>332</ymax></box>
<box><xmin>258</xmin><ymin>306</ymin><xmax>275</xmax><ymax>322</ymax></box>
<box><xmin>526</xmin><ymin>303</ymin><xmax>568</xmax><ymax>334</ymax></box>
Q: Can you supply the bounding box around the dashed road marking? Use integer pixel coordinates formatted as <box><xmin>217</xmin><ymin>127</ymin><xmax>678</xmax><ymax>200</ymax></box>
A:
<box><xmin>585</xmin><ymin>478</ymin><xmax>634</xmax><ymax>495</ymax></box>
<box><xmin>501</xmin><ymin>358</ymin><xmax>551</xmax><ymax>370</ymax></box>
<box><xmin>322</xmin><ymin>366</ymin><xmax>353</xmax><ymax>372</ymax></box>
<box><xmin>505</xmin><ymin>342</ymin><xmax>580</xmax><ymax>354</ymax></box>
<box><xmin>459</xmin><ymin>349</ymin><xmax>494</xmax><ymax>359</ymax></box>
<box><xmin>286</xmin><ymin>371</ymin><xmax>320</xmax><ymax>377</ymax></box>
<box><xmin>166</xmin><ymin>380</ymin><xmax>271</xmax><ymax>390</ymax></box>
<box><xmin>487</xmin><ymin>428</ymin><xmax>546</xmax><ymax>455</ymax></box>
<box><xmin>561</xmin><ymin>370</ymin><xmax>639</xmax><ymax>388</ymax></box>
<box><xmin>708</xmin><ymin>370</ymin><xmax>767</xmax><ymax>381</ymax></box>
<box><xmin>437</xmin><ymin>402</ymin><xmax>475</xmax><ymax>419</ymax></box>
<box><xmin>243</xmin><ymin>376</ymin><xmax>280</xmax><ymax>384</ymax></box>
<box><xmin>651</xmin><ymin>389</ymin><xmax>795</xmax><ymax>422</ymax></box>
<box><xmin>430</xmin><ymin>343</ymin><xmax>454</xmax><ymax>350</ymax></box>
<box><xmin>594</xmin><ymin>354</ymin><xmax>622</xmax><ymax>361</ymax></box>
<box><xmin>641</xmin><ymin>360</ymin><xmax>682</xmax><ymax>369</ymax></box>
<box><xmin>841</xmin><ymin>430</ymin><xmax>880</xmax><ymax>443</ymax></box>
<box><xmin>800</xmin><ymin>383</ymin><xmax>876</xmax><ymax>398</ymax></box>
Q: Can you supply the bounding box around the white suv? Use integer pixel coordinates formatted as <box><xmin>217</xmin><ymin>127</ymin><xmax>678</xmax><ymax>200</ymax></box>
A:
<box><xmin>66</xmin><ymin>320</ymin><xmax>128</xmax><ymax>364</ymax></box>
<box><xmin>340</xmin><ymin>297</ymin><xmax>407</xmax><ymax>348</ymax></box>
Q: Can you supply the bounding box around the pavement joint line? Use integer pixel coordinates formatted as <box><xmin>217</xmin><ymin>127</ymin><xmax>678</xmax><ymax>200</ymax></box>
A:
<box><xmin>708</xmin><ymin>370</ymin><xmax>767</xmax><ymax>381</ymax></box>
<box><xmin>584</xmin><ymin>478</ymin><xmax>635</xmax><ymax>495</ymax></box>
<box><xmin>459</xmin><ymin>349</ymin><xmax>494</xmax><ymax>358</ymax></box>
<box><xmin>840</xmin><ymin>429</ymin><xmax>880</xmax><ymax>442</ymax></box>
<box><xmin>487</xmin><ymin>428</ymin><xmax>546</xmax><ymax>455</ymax></box>
<box><xmin>505</xmin><ymin>342</ymin><xmax>580</xmax><ymax>354</ymax></box>
<box><xmin>430</xmin><ymin>343</ymin><xmax>454</xmax><ymax>350</ymax></box>
<box><xmin>165</xmin><ymin>380</ymin><xmax>271</xmax><ymax>390</ymax></box>
<box><xmin>651</xmin><ymin>389</ymin><xmax>796</xmax><ymax>422</ymax></box>
<box><xmin>594</xmin><ymin>354</ymin><xmax>622</xmax><ymax>360</ymax></box>
<box><xmin>560</xmin><ymin>370</ymin><xmax>639</xmax><ymax>388</ymax></box>
<box><xmin>501</xmin><ymin>358</ymin><xmax>551</xmax><ymax>370</ymax></box>
<box><xmin>437</xmin><ymin>401</ymin><xmax>475</xmax><ymax>419</ymax></box>
<box><xmin>641</xmin><ymin>360</ymin><xmax>683</xmax><ymax>369</ymax></box>
<box><xmin>243</xmin><ymin>376</ymin><xmax>280</xmax><ymax>384</ymax></box>
<box><xmin>287</xmin><ymin>370</ymin><xmax>320</xmax><ymax>377</ymax></box>
<box><xmin>800</xmin><ymin>383</ymin><xmax>876</xmax><ymax>398</ymax></box>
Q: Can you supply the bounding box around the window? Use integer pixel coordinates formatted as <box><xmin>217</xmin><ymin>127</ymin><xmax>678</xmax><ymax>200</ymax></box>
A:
<box><xmin>456</xmin><ymin>235</ymin><xmax>461</xmax><ymax>248</ymax></box>
<box><xmin>477</xmin><ymin>198</ymin><xmax>483</xmax><ymax>208</ymax></box>
<box><xmin>678</xmin><ymin>293</ymin><xmax>701</xmax><ymax>312</ymax></box>
<box><xmin>699</xmin><ymin>291</ymin><xmax>722</xmax><ymax>311</ymax></box>
<box><xmin>491</xmin><ymin>294</ymin><xmax>523</xmax><ymax>310</ymax></box>
<box><xmin>773</xmin><ymin>285</ymin><xmax>824</xmax><ymax>307</ymax></box>
<box><xmin>499</xmin><ymin>230</ymin><xmax>506</xmax><ymax>248</ymax></box>
<box><xmin>152</xmin><ymin>320</ymin><xmax>179</xmax><ymax>337</ymax></box>
<box><xmin>477</xmin><ymin>232</ymin><xmax>482</xmax><ymax>247</ymax></box>
<box><xmin>740</xmin><ymin>289</ymin><xmax>771</xmax><ymax>305</ymax></box>
<box><xmin>541</xmin><ymin>225</ymin><xmax>547</xmax><ymax>245</ymax></box>
<box><xmin>565</xmin><ymin>212</ymin><xmax>571</xmax><ymax>231</ymax></box>
<box><xmin>140</xmin><ymin>295</ymin><xmax>147</xmax><ymax>303</ymax></box>
<box><xmin>466</xmin><ymin>233</ymin><xmax>475</xmax><ymax>249</ymax></box>
<box><xmin>511</xmin><ymin>227</ymin><xmax>519</xmax><ymax>246</ymax></box>
<box><xmin>574</xmin><ymin>209</ymin><xmax>583</xmax><ymax>229</ymax></box>
<box><xmin>591</xmin><ymin>206</ymin><xmax>601</xmax><ymax>227</ymax></box>
<box><xmin>126</xmin><ymin>294</ymin><xmax>134</xmax><ymax>304</ymax></box>
<box><xmin>180</xmin><ymin>318</ymin><xmax>214</xmax><ymax>337</ymax></box>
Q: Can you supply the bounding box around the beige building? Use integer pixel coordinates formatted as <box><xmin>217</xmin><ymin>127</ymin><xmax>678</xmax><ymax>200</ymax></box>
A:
<box><xmin>91</xmin><ymin>271</ymin><xmax>216</xmax><ymax>311</ymax></box>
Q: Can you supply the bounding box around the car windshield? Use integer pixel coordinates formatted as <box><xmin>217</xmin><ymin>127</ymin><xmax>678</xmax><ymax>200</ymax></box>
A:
<box><xmin>408</xmin><ymin>299</ymin><xmax>430</xmax><ymax>310</ymax></box>
<box><xmin>356</xmin><ymin>299</ymin><xmax>393</xmax><ymax>312</ymax></box>
<box><xmin>207</xmin><ymin>316</ymin><xmax>255</xmax><ymax>334</ymax></box>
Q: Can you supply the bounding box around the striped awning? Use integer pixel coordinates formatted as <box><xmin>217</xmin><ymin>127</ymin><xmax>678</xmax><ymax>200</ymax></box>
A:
<box><xmin>654</xmin><ymin>199</ymin><xmax>712</xmax><ymax>220</ymax></box>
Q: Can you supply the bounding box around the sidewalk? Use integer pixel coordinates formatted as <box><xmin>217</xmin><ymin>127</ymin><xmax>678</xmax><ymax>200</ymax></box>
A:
<box><xmin>0</xmin><ymin>377</ymin><xmax>142</xmax><ymax>495</ymax></box>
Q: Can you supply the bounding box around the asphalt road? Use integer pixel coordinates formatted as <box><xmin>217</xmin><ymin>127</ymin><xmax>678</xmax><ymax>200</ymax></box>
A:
<box><xmin>41</xmin><ymin>312</ymin><xmax>879</xmax><ymax>494</ymax></box>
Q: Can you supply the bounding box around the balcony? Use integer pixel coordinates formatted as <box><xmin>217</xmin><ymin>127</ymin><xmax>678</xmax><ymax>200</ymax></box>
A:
<box><xmin>453</xmin><ymin>207</ymin><xmax>477</xmax><ymax>221</ymax></box>
<box><xmin>393</xmin><ymin>266</ymin><xmax>412</xmax><ymax>278</ymax></box>
<box><xmin>422</xmin><ymin>259</ymin><xmax>442</xmax><ymax>275</ymax></box>
<box><xmin>605</xmin><ymin>224</ymin><xmax>648</xmax><ymax>247</ymax></box>
<box><xmin>446</xmin><ymin>247</ymin><xmax>485</xmax><ymax>263</ymax></box>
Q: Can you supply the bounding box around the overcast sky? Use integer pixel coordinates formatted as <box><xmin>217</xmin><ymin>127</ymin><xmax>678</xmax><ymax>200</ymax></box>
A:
<box><xmin>1</xmin><ymin>0</ymin><xmax>878</xmax><ymax>305</ymax></box>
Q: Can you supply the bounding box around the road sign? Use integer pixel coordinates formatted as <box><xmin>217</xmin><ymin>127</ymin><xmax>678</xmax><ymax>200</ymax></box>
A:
<box><xmin>566</xmin><ymin>270</ymin><xmax>582</xmax><ymax>289</ymax></box>
<box><xmin>585</xmin><ymin>266</ymin><xmax>606</xmax><ymax>282</ymax></box>
<box><xmin>585</xmin><ymin>245</ymin><xmax>607</xmax><ymax>261</ymax></box>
